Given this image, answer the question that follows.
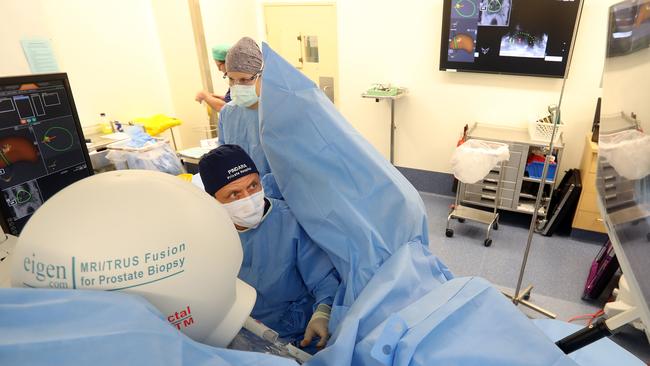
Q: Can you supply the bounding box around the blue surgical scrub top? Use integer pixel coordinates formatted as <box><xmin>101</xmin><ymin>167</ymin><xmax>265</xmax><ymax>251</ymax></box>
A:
<box><xmin>218</xmin><ymin>103</ymin><xmax>271</xmax><ymax>177</ymax></box>
<box><xmin>238</xmin><ymin>197</ymin><xmax>339</xmax><ymax>340</ymax></box>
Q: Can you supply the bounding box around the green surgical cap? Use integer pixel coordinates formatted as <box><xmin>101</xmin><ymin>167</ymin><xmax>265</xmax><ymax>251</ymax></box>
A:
<box><xmin>211</xmin><ymin>44</ymin><xmax>230</xmax><ymax>61</ymax></box>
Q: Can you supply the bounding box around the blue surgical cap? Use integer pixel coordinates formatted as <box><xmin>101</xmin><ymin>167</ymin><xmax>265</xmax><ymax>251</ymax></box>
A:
<box><xmin>199</xmin><ymin>145</ymin><xmax>259</xmax><ymax>196</ymax></box>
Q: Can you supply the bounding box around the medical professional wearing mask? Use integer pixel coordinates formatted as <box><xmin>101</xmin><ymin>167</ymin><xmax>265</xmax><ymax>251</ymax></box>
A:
<box><xmin>217</xmin><ymin>37</ymin><xmax>271</xmax><ymax>177</ymax></box>
<box><xmin>195</xmin><ymin>44</ymin><xmax>232</xmax><ymax>112</ymax></box>
<box><xmin>199</xmin><ymin>145</ymin><xmax>339</xmax><ymax>351</ymax></box>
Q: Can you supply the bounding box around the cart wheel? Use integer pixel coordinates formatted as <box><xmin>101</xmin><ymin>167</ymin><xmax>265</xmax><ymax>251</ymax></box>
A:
<box><xmin>445</xmin><ymin>229</ymin><xmax>454</xmax><ymax>238</ymax></box>
<box><xmin>484</xmin><ymin>238</ymin><xmax>492</xmax><ymax>247</ymax></box>
<box><xmin>493</xmin><ymin>222</ymin><xmax>499</xmax><ymax>230</ymax></box>
<box><xmin>458</xmin><ymin>218</ymin><xmax>466</xmax><ymax>223</ymax></box>
<box><xmin>523</xmin><ymin>293</ymin><xmax>531</xmax><ymax>301</ymax></box>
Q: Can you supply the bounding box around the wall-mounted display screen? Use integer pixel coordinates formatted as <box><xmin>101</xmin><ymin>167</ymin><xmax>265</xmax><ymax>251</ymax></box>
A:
<box><xmin>607</xmin><ymin>0</ymin><xmax>650</xmax><ymax>57</ymax></box>
<box><xmin>439</xmin><ymin>0</ymin><xmax>582</xmax><ymax>78</ymax></box>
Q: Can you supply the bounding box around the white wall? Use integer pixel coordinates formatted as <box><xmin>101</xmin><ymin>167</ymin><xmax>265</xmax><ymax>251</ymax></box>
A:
<box><xmin>150</xmin><ymin>0</ymin><xmax>259</xmax><ymax>148</ymax></box>
<box><xmin>601</xmin><ymin>47</ymin><xmax>650</xmax><ymax>132</ymax></box>
<box><xmin>0</xmin><ymin>0</ymin><xmax>174</xmax><ymax>129</ymax></box>
<box><xmin>336</xmin><ymin>0</ymin><xmax>607</xmax><ymax>173</ymax></box>
<box><xmin>150</xmin><ymin>0</ymin><xmax>207</xmax><ymax>148</ymax></box>
<box><xmin>258</xmin><ymin>0</ymin><xmax>610</xmax><ymax>173</ymax></box>
<box><xmin>0</xmin><ymin>0</ymin><xmax>613</xmax><ymax>167</ymax></box>
<box><xmin>201</xmin><ymin>0</ymin><xmax>259</xmax><ymax>98</ymax></box>
<box><xmin>0</xmin><ymin>0</ymin><xmax>260</xmax><ymax>149</ymax></box>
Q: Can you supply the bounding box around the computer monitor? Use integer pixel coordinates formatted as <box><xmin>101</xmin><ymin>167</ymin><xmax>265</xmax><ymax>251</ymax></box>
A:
<box><xmin>439</xmin><ymin>0</ymin><xmax>583</xmax><ymax>78</ymax></box>
<box><xmin>0</xmin><ymin>73</ymin><xmax>93</xmax><ymax>235</ymax></box>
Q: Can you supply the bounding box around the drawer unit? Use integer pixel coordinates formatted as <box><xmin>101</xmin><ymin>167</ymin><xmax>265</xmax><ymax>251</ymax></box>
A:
<box><xmin>573</xmin><ymin>211</ymin><xmax>606</xmax><ymax>233</ymax></box>
<box><xmin>505</xmin><ymin>150</ymin><xmax>523</xmax><ymax>168</ymax></box>
<box><xmin>463</xmin><ymin>123</ymin><xmax>564</xmax><ymax>220</ymax></box>
<box><xmin>488</xmin><ymin>166</ymin><xmax>519</xmax><ymax>182</ymax></box>
<box><xmin>462</xmin><ymin>188</ymin><xmax>516</xmax><ymax>210</ymax></box>
<box><xmin>463</xmin><ymin>183</ymin><xmax>516</xmax><ymax>201</ymax></box>
<box><xmin>508</xmin><ymin>143</ymin><xmax>528</xmax><ymax>154</ymax></box>
<box><xmin>573</xmin><ymin>135</ymin><xmax>607</xmax><ymax>233</ymax></box>
<box><xmin>481</xmin><ymin>176</ymin><xmax>517</xmax><ymax>190</ymax></box>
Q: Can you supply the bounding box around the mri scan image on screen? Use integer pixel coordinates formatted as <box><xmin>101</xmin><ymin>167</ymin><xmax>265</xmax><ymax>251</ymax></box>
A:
<box><xmin>479</xmin><ymin>0</ymin><xmax>512</xmax><ymax>26</ymax></box>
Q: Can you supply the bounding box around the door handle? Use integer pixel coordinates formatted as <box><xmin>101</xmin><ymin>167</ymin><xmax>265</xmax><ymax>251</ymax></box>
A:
<box><xmin>296</xmin><ymin>34</ymin><xmax>304</xmax><ymax>69</ymax></box>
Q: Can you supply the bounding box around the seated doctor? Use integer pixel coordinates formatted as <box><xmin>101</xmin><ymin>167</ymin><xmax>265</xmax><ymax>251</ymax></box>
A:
<box><xmin>218</xmin><ymin>36</ymin><xmax>271</xmax><ymax>177</ymax></box>
<box><xmin>199</xmin><ymin>144</ymin><xmax>339</xmax><ymax>350</ymax></box>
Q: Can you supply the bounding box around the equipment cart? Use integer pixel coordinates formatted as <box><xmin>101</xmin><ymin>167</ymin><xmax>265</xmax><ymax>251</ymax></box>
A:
<box><xmin>446</xmin><ymin>139</ymin><xmax>510</xmax><ymax>247</ymax></box>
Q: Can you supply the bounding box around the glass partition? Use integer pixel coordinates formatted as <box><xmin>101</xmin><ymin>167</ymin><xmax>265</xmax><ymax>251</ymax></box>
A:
<box><xmin>598</xmin><ymin>0</ymin><xmax>650</xmax><ymax>340</ymax></box>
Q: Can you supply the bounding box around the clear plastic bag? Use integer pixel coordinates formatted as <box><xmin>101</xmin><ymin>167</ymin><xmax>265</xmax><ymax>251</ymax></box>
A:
<box><xmin>106</xmin><ymin>139</ymin><xmax>185</xmax><ymax>176</ymax></box>
<box><xmin>600</xmin><ymin>129</ymin><xmax>650</xmax><ymax>180</ymax></box>
<box><xmin>451</xmin><ymin>139</ymin><xmax>510</xmax><ymax>184</ymax></box>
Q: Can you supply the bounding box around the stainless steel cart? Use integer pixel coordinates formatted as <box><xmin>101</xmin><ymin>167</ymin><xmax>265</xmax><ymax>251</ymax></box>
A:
<box><xmin>446</xmin><ymin>140</ymin><xmax>509</xmax><ymax>247</ymax></box>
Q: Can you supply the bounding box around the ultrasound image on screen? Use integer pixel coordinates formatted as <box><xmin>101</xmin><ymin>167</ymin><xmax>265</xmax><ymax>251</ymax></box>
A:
<box><xmin>2</xmin><ymin>180</ymin><xmax>43</xmax><ymax>220</ymax></box>
<box><xmin>499</xmin><ymin>29</ymin><xmax>548</xmax><ymax>58</ymax></box>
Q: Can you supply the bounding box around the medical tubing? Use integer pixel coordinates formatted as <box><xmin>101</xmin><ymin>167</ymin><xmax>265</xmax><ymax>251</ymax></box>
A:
<box><xmin>555</xmin><ymin>318</ymin><xmax>612</xmax><ymax>354</ymax></box>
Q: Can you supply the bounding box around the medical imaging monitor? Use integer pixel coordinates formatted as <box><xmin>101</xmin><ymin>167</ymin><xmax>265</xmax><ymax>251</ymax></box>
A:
<box><xmin>440</xmin><ymin>0</ymin><xmax>582</xmax><ymax>78</ymax></box>
<box><xmin>0</xmin><ymin>73</ymin><xmax>93</xmax><ymax>235</ymax></box>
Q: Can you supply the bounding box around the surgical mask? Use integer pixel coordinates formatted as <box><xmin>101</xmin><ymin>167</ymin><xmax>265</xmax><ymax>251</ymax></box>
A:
<box><xmin>222</xmin><ymin>190</ymin><xmax>265</xmax><ymax>229</ymax></box>
<box><xmin>231</xmin><ymin>84</ymin><xmax>259</xmax><ymax>107</ymax></box>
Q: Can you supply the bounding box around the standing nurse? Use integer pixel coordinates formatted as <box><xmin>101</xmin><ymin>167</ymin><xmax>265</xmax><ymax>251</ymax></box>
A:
<box><xmin>195</xmin><ymin>44</ymin><xmax>232</xmax><ymax>112</ymax></box>
<box><xmin>218</xmin><ymin>37</ymin><xmax>270</xmax><ymax>177</ymax></box>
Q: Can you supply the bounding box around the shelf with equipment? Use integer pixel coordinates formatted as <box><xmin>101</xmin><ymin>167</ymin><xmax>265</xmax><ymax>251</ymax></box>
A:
<box><xmin>459</xmin><ymin>123</ymin><xmax>563</xmax><ymax>225</ymax></box>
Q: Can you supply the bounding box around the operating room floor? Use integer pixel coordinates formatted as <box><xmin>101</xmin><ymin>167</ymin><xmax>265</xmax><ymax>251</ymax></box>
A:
<box><xmin>420</xmin><ymin>192</ymin><xmax>650</xmax><ymax>362</ymax></box>
<box><xmin>422</xmin><ymin>191</ymin><xmax>601</xmax><ymax>317</ymax></box>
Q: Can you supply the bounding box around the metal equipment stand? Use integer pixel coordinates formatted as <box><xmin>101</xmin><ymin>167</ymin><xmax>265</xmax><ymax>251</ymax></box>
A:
<box><xmin>502</xmin><ymin>105</ymin><xmax>560</xmax><ymax>320</ymax></box>
<box><xmin>361</xmin><ymin>91</ymin><xmax>406</xmax><ymax>164</ymax></box>
<box><xmin>502</xmin><ymin>0</ymin><xmax>584</xmax><ymax>320</ymax></box>
<box><xmin>446</xmin><ymin>159</ymin><xmax>506</xmax><ymax>247</ymax></box>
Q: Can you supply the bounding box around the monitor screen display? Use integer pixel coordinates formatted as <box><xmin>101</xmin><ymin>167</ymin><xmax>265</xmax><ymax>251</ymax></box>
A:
<box><xmin>0</xmin><ymin>74</ymin><xmax>93</xmax><ymax>235</ymax></box>
<box><xmin>607</xmin><ymin>0</ymin><xmax>650</xmax><ymax>57</ymax></box>
<box><xmin>439</xmin><ymin>0</ymin><xmax>582</xmax><ymax>78</ymax></box>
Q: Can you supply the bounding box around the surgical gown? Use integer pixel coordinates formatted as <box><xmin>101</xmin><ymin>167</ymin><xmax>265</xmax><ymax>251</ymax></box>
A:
<box><xmin>0</xmin><ymin>288</ymin><xmax>297</xmax><ymax>366</ymax></box>
<box><xmin>218</xmin><ymin>103</ymin><xmax>271</xmax><ymax>177</ymax></box>
<box><xmin>238</xmin><ymin>197</ymin><xmax>339</xmax><ymax>340</ymax></box>
<box><xmin>257</xmin><ymin>43</ymin><xmax>611</xmax><ymax>365</ymax></box>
